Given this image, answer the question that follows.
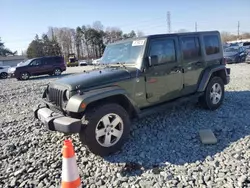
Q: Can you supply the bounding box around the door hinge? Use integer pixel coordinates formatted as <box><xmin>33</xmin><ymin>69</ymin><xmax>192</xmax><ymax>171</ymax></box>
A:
<box><xmin>146</xmin><ymin>93</ymin><xmax>153</xmax><ymax>98</ymax></box>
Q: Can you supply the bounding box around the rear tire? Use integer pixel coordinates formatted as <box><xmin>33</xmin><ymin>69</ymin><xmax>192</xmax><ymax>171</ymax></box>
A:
<box><xmin>199</xmin><ymin>76</ymin><xmax>225</xmax><ymax>110</ymax></box>
<box><xmin>53</xmin><ymin>68</ymin><xmax>61</xmax><ymax>76</ymax></box>
<box><xmin>79</xmin><ymin>103</ymin><xmax>131</xmax><ymax>156</ymax></box>
<box><xmin>0</xmin><ymin>72</ymin><xmax>8</xmax><ymax>79</ymax></box>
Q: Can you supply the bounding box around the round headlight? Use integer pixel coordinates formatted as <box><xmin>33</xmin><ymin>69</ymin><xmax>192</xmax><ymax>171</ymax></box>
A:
<box><xmin>65</xmin><ymin>90</ymin><xmax>70</xmax><ymax>100</ymax></box>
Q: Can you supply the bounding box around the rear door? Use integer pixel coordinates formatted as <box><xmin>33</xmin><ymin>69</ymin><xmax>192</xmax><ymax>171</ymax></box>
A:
<box><xmin>179</xmin><ymin>35</ymin><xmax>205</xmax><ymax>95</ymax></box>
<box><xmin>145</xmin><ymin>36</ymin><xmax>183</xmax><ymax>104</ymax></box>
<box><xmin>42</xmin><ymin>57</ymin><xmax>54</xmax><ymax>73</ymax></box>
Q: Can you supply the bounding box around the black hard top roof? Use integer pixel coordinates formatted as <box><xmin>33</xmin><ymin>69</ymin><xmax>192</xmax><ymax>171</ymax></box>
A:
<box><xmin>110</xmin><ymin>30</ymin><xmax>220</xmax><ymax>45</ymax></box>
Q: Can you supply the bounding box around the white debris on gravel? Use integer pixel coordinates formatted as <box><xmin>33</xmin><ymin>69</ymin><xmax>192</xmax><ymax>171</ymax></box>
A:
<box><xmin>0</xmin><ymin>64</ymin><xmax>250</xmax><ymax>188</ymax></box>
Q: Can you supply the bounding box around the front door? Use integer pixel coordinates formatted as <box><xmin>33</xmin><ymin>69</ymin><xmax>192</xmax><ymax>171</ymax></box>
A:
<box><xmin>179</xmin><ymin>35</ymin><xmax>205</xmax><ymax>95</ymax></box>
<box><xmin>28</xmin><ymin>59</ymin><xmax>43</xmax><ymax>75</ymax></box>
<box><xmin>145</xmin><ymin>36</ymin><xmax>183</xmax><ymax>104</ymax></box>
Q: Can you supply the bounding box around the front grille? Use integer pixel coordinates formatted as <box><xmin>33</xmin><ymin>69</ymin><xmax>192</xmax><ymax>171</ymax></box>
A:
<box><xmin>48</xmin><ymin>87</ymin><xmax>65</xmax><ymax>107</ymax></box>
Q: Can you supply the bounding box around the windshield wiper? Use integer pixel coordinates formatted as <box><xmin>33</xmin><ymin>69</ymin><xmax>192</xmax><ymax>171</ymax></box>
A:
<box><xmin>114</xmin><ymin>62</ymin><xmax>127</xmax><ymax>69</ymax></box>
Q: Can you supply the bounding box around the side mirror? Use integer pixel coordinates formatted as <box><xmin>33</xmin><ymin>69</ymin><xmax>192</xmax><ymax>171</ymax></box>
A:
<box><xmin>148</xmin><ymin>55</ymin><xmax>158</xmax><ymax>67</ymax></box>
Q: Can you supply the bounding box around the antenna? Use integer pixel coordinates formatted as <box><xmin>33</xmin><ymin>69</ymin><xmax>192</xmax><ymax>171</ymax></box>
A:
<box><xmin>167</xmin><ymin>11</ymin><xmax>171</xmax><ymax>33</ymax></box>
<box><xmin>237</xmin><ymin>21</ymin><xmax>240</xmax><ymax>39</ymax></box>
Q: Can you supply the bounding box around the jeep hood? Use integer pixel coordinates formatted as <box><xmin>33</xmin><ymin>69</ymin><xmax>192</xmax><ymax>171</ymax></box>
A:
<box><xmin>51</xmin><ymin>68</ymin><xmax>131</xmax><ymax>91</ymax></box>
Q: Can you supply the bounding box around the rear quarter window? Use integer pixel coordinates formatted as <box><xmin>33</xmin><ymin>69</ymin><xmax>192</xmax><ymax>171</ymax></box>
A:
<box><xmin>203</xmin><ymin>35</ymin><xmax>220</xmax><ymax>55</ymax></box>
<box><xmin>53</xmin><ymin>57</ymin><xmax>63</xmax><ymax>64</ymax></box>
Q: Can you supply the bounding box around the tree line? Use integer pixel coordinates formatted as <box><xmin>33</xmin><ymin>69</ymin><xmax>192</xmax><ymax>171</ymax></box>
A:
<box><xmin>2</xmin><ymin>23</ymin><xmax>250</xmax><ymax>59</ymax></box>
<box><xmin>220</xmin><ymin>31</ymin><xmax>250</xmax><ymax>43</ymax></box>
<box><xmin>26</xmin><ymin>21</ymin><xmax>144</xmax><ymax>60</ymax></box>
<box><xmin>0</xmin><ymin>38</ymin><xmax>17</xmax><ymax>56</ymax></box>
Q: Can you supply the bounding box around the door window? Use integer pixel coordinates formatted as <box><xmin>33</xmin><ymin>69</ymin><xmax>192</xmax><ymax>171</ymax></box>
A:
<box><xmin>181</xmin><ymin>37</ymin><xmax>201</xmax><ymax>60</ymax></box>
<box><xmin>149</xmin><ymin>39</ymin><xmax>176</xmax><ymax>65</ymax></box>
<box><xmin>30</xmin><ymin>59</ymin><xmax>42</xmax><ymax>66</ymax></box>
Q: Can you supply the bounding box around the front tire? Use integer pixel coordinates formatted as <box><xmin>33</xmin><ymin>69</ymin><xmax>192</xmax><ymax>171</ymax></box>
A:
<box><xmin>79</xmin><ymin>103</ymin><xmax>131</xmax><ymax>156</ymax></box>
<box><xmin>20</xmin><ymin>72</ymin><xmax>30</xmax><ymax>80</ymax></box>
<box><xmin>199</xmin><ymin>76</ymin><xmax>225</xmax><ymax>110</ymax></box>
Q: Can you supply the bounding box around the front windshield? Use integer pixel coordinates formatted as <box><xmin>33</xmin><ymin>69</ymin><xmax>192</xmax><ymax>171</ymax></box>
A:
<box><xmin>101</xmin><ymin>39</ymin><xmax>145</xmax><ymax>64</ymax></box>
<box><xmin>19</xmin><ymin>59</ymin><xmax>32</xmax><ymax>66</ymax></box>
<box><xmin>224</xmin><ymin>47</ymin><xmax>238</xmax><ymax>53</ymax></box>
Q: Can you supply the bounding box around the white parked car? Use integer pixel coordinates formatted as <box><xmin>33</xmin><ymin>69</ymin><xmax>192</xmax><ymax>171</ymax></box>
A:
<box><xmin>79</xmin><ymin>60</ymin><xmax>88</xmax><ymax>66</ymax></box>
<box><xmin>0</xmin><ymin>65</ymin><xmax>11</xmax><ymax>79</ymax></box>
<box><xmin>92</xmin><ymin>58</ymin><xmax>101</xmax><ymax>65</ymax></box>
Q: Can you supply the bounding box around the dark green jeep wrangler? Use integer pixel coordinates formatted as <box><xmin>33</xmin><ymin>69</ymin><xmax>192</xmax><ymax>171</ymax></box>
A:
<box><xmin>34</xmin><ymin>31</ymin><xmax>230</xmax><ymax>156</ymax></box>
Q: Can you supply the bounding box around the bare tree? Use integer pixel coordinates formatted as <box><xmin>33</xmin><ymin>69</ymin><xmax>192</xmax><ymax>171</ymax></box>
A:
<box><xmin>136</xmin><ymin>30</ymin><xmax>145</xmax><ymax>37</ymax></box>
<box><xmin>92</xmin><ymin>21</ymin><xmax>104</xmax><ymax>31</ymax></box>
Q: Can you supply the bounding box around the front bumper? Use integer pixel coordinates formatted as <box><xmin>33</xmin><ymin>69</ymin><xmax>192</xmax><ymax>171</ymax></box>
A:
<box><xmin>8</xmin><ymin>72</ymin><xmax>16</xmax><ymax>78</ymax></box>
<box><xmin>33</xmin><ymin>104</ymin><xmax>82</xmax><ymax>133</ymax></box>
<box><xmin>225</xmin><ymin>57</ymin><xmax>237</xmax><ymax>64</ymax></box>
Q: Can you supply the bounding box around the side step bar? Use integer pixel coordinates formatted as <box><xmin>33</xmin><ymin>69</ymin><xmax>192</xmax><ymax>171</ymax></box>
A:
<box><xmin>137</xmin><ymin>92</ymin><xmax>204</xmax><ymax>118</ymax></box>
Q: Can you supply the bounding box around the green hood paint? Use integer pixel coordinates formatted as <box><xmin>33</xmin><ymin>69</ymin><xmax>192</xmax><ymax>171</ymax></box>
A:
<box><xmin>51</xmin><ymin>68</ymin><xmax>134</xmax><ymax>91</ymax></box>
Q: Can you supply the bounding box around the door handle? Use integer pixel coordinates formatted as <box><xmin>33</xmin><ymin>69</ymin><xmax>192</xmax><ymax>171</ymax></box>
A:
<box><xmin>195</xmin><ymin>62</ymin><xmax>202</xmax><ymax>66</ymax></box>
<box><xmin>171</xmin><ymin>66</ymin><xmax>182</xmax><ymax>73</ymax></box>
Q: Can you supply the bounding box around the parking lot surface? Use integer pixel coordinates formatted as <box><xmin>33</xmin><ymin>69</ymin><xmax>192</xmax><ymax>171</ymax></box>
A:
<box><xmin>0</xmin><ymin>64</ymin><xmax>250</xmax><ymax>188</ymax></box>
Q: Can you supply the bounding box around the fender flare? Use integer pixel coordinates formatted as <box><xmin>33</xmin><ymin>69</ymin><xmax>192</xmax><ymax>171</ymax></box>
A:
<box><xmin>197</xmin><ymin>65</ymin><xmax>227</xmax><ymax>92</ymax></box>
<box><xmin>65</xmin><ymin>86</ymin><xmax>140</xmax><ymax>114</ymax></box>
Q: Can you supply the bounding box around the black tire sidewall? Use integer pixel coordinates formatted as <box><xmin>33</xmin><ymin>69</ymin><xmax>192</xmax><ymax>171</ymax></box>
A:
<box><xmin>0</xmin><ymin>72</ymin><xmax>7</xmax><ymax>79</ymax></box>
<box><xmin>54</xmin><ymin>68</ymin><xmax>61</xmax><ymax>75</ymax></box>
<box><xmin>204</xmin><ymin>77</ymin><xmax>225</xmax><ymax>110</ymax></box>
<box><xmin>21</xmin><ymin>72</ymin><xmax>30</xmax><ymax>80</ymax></box>
<box><xmin>80</xmin><ymin>103</ymin><xmax>130</xmax><ymax>156</ymax></box>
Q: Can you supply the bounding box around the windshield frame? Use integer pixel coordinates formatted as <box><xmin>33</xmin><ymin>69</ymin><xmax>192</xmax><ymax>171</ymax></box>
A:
<box><xmin>19</xmin><ymin>59</ymin><xmax>32</xmax><ymax>66</ymax></box>
<box><xmin>100</xmin><ymin>38</ymin><xmax>147</xmax><ymax>68</ymax></box>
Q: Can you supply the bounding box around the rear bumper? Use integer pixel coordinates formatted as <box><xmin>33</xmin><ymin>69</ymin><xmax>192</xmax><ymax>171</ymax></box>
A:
<box><xmin>33</xmin><ymin>104</ymin><xmax>82</xmax><ymax>133</ymax></box>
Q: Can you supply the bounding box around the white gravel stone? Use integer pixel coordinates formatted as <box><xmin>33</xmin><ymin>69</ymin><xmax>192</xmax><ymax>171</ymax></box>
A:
<box><xmin>0</xmin><ymin>64</ymin><xmax>250</xmax><ymax>187</ymax></box>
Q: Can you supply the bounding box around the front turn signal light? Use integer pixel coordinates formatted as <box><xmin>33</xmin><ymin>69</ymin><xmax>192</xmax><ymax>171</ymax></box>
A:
<box><xmin>80</xmin><ymin>103</ymin><xmax>86</xmax><ymax>109</ymax></box>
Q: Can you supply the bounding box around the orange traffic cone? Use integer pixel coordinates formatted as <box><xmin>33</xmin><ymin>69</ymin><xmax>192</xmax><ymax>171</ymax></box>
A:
<box><xmin>61</xmin><ymin>139</ymin><xmax>82</xmax><ymax>188</ymax></box>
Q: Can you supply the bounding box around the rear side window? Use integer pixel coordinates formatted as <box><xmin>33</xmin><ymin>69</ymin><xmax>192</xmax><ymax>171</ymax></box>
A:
<box><xmin>149</xmin><ymin>38</ymin><xmax>176</xmax><ymax>64</ymax></box>
<box><xmin>53</xmin><ymin>57</ymin><xmax>63</xmax><ymax>64</ymax></box>
<box><xmin>181</xmin><ymin>36</ymin><xmax>201</xmax><ymax>60</ymax></box>
<box><xmin>204</xmin><ymin>35</ymin><xmax>220</xmax><ymax>55</ymax></box>
<box><xmin>43</xmin><ymin>57</ymin><xmax>63</xmax><ymax>64</ymax></box>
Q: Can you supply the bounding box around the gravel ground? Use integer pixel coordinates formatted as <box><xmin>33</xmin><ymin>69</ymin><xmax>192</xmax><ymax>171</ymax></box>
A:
<box><xmin>0</xmin><ymin>64</ymin><xmax>250</xmax><ymax>188</ymax></box>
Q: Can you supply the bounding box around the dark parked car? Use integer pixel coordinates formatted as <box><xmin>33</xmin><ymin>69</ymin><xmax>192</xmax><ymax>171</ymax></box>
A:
<box><xmin>223</xmin><ymin>46</ymin><xmax>247</xmax><ymax>63</ymax></box>
<box><xmin>34</xmin><ymin>31</ymin><xmax>230</xmax><ymax>156</ymax></box>
<box><xmin>10</xmin><ymin>56</ymin><xmax>66</xmax><ymax>80</ymax></box>
<box><xmin>245</xmin><ymin>46</ymin><xmax>250</xmax><ymax>63</ymax></box>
